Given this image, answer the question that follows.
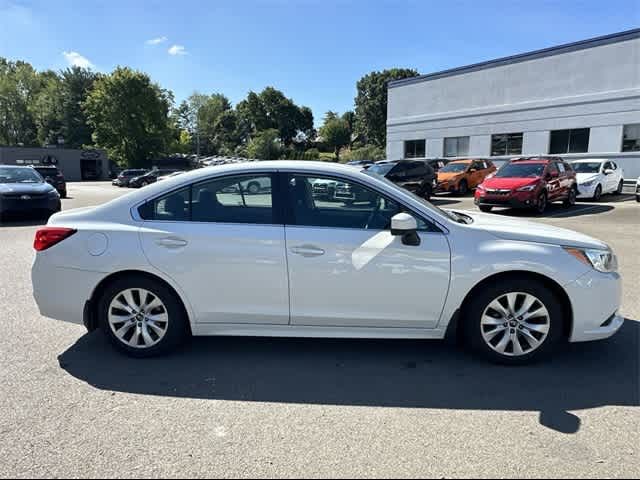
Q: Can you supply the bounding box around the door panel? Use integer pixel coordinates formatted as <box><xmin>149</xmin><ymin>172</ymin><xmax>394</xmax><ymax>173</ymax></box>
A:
<box><xmin>285</xmin><ymin>228</ymin><xmax>451</xmax><ymax>328</ymax></box>
<box><xmin>284</xmin><ymin>173</ymin><xmax>451</xmax><ymax>329</ymax></box>
<box><xmin>141</xmin><ymin>222</ymin><xmax>289</xmax><ymax>324</ymax></box>
<box><xmin>138</xmin><ymin>173</ymin><xmax>289</xmax><ymax>325</ymax></box>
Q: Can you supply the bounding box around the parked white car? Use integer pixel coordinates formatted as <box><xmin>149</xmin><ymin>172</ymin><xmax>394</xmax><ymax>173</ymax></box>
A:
<box><xmin>571</xmin><ymin>159</ymin><xmax>625</xmax><ymax>200</ymax></box>
<box><xmin>32</xmin><ymin>161</ymin><xmax>623</xmax><ymax>365</ymax></box>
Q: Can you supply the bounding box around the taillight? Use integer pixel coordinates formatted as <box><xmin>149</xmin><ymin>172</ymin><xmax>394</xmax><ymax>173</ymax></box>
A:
<box><xmin>34</xmin><ymin>228</ymin><xmax>77</xmax><ymax>252</ymax></box>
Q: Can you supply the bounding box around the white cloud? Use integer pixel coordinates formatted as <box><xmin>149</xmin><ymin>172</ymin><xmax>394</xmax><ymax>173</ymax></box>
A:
<box><xmin>62</xmin><ymin>51</ymin><xmax>94</xmax><ymax>69</ymax></box>
<box><xmin>168</xmin><ymin>45</ymin><xmax>188</xmax><ymax>56</ymax></box>
<box><xmin>146</xmin><ymin>36</ymin><xmax>168</xmax><ymax>45</ymax></box>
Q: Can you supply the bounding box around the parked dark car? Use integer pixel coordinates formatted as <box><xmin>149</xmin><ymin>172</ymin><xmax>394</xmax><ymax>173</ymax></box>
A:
<box><xmin>128</xmin><ymin>169</ymin><xmax>181</xmax><ymax>188</ymax></box>
<box><xmin>0</xmin><ymin>165</ymin><xmax>61</xmax><ymax>221</ymax></box>
<box><xmin>113</xmin><ymin>169</ymin><xmax>149</xmax><ymax>187</ymax></box>
<box><xmin>32</xmin><ymin>165</ymin><xmax>67</xmax><ymax>198</ymax></box>
<box><xmin>346</xmin><ymin>160</ymin><xmax>375</xmax><ymax>168</ymax></box>
<box><xmin>475</xmin><ymin>157</ymin><xmax>577</xmax><ymax>214</ymax></box>
<box><xmin>367</xmin><ymin>160</ymin><xmax>436</xmax><ymax>200</ymax></box>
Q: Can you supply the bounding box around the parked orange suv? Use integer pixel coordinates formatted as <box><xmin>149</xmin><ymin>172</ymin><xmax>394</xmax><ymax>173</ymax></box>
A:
<box><xmin>436</xmin><ymin>159</ymin><xmax>497</xmax><ymax>195</ymax></box>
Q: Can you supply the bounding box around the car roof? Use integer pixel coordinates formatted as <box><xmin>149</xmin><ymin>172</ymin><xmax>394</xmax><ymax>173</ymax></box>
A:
<box><xmin>0</xmin><ymin>164</ymin><xmax>31</xmax><ymax>169</ymax></box>
<box><xmin>571</xmin><ymin>159</ymin><xmax>607</xmax><ymax>163</ymax></box>
<box><xmin>510</xmin><ymin>156</ymin><xmax>561</xmax><ymax>164</ymax></box>
<box><xmin>448</xmin><ymin>159</ymin><xmax>476</xmax><ymax>164</ymax></box>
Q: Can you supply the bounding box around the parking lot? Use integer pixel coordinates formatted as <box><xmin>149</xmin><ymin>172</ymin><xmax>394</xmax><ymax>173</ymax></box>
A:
<box><xmin>0</xmin><ymin>182</ymin><xmax>638</xmax><ymax>478</ymax></box>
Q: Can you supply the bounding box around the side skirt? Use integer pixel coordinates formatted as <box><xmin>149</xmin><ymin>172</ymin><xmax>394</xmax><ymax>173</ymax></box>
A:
<box><xmin>191</xmin><ymin>324</ymin><xmax>448</xmax><ymax>340</ymax></box>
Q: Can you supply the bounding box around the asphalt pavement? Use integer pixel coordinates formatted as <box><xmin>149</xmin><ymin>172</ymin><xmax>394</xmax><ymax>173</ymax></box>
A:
<box><xmin>0</xmin><ymin>182</ymin><xmax>638</xmax><ymax>478</ymax></box>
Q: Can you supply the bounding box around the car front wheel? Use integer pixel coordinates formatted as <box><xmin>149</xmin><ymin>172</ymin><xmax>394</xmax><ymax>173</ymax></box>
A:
<box><xmin>462</xmin><ymin>279</ymin><xmax>564</xmax><ymax>365</ymax></box>
<box><xmin>563</xmin><ymin>186</ymin><xmax>577</xmax><ymax>207</ymax></box>
<box><xmin>536</xmin><ymin>192</ymin><xmax>547</xmax><ymax>214</ymax></box>
<box><xmin>97</xmin><ymin>275</ymin><xmax>189</xmax><ymax>357</ymax></box>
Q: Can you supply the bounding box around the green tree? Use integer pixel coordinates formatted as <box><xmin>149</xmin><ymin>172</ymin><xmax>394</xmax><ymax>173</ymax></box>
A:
<box><xmin>354</xmin><ymin>68</ymin><xmax>419</xmax><ymax>147</ymax></box>
<box><xmin>319</xmin><ymin>117</ymin><xmax>351</xmax><ymax>162</ymax></box>
<box><xmin>57</xmin><ymin>67</ymin><xmax>98</xmax><ymax>148</ymax></box>
<box><xmin>343</xmin><ymin>144</ymin><xmax>386</xmax><ymax>162</ymax></box>
<box><xmin>198</xmin><ymin>93</ymin><xmax>232</xmax><ymax>155</ymax></box>
<box><xmin>246</xmin><ymin>128</ymin><xmax>282</xmax><ymax>160</ymax></box>
<box><xmin>236</xmin><ymin>87</ymin><xmax>313</xmax><ymax>147</ymax></box>
<box><xmin>84</xmin><ymin>67</ymin><xmax>172</xmax><ymax>167</ymax></box>
<box><xmin>0</xmin><ymin>58</ymin><xmax>43</xmax><ymax>146</ymax></box>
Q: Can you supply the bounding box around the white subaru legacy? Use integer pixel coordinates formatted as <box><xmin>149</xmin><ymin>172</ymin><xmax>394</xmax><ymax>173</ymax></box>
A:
<box><xmin>31</xmin><ymin>161</ymin><xmax>623</xmax><ymax>364</ymax></box>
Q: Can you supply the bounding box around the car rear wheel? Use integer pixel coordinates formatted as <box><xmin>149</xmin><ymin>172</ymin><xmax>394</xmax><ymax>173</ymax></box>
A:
<box><xmin>563</xmin><ymin>186</ymin><xmax>577</xmax><ymax>207</ymax></box>
<box><xmin>479</xmin><ymin>205</ymin><xmax>493</xmax><ymax>213</ymax></box>
<box><xmin>97</xmin><ymin>275</ymin><xmax>189</xmax><ymax>358</ymax></box>
<box><xmin>462</xmin><ymin>279</ymin><xmax>564</xmax><ymax>365</ymax></box>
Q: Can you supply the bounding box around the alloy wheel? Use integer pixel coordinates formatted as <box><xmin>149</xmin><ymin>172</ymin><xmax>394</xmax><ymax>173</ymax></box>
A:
<box><xmin>108</xmin><ymin>288</ymin><xmax>169</xmax><ymax>349</ymax></box>
<box><xmin>480</xmin><ymin>292</ymin><xmax>551</xmax><ymax>357</ymax></box>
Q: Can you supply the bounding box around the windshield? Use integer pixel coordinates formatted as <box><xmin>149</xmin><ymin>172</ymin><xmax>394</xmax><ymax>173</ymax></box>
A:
<box><xmin>439</xmin><ymin>163</ymin><xmax>468</xmax><ymax>173</ymax></box>
<box><xmin>0</xmin><ymin>167</ymin><xmax>44</xmax><ymax>184</ymax></box>
<box><xmin>367</xmin><ymin>164</ymin><xmax>395</xmax><ymax>176</ymax></box>
<box><xmin>572</xmin><ymin>162</ymin><xmax>602</xmax><ymax>174</ymax></box>
<box><xmin>495</xmin><ymin>163</ymin><xmax>545</xmax><ymax>178</ymax></box>
<box><xmin>364</xmin><ymin>170</ymin><xmax>471</xmax><ymax>225</ymax></box>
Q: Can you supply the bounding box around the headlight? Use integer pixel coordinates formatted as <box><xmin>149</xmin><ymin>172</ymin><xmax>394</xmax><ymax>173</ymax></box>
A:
<box><xmin>516</xmin><ymin>185</ymin><xmax>537</xmax><ymax>192</ymax></box>
<box><xmin>581</xmin><ymin>180</ymin><xmax>595</xmax><ymax>187</ymax></box>
<box><xmin>564</xmin><ymin>247</ymin><xmax>618</xmax><ymax>273</ymax></box>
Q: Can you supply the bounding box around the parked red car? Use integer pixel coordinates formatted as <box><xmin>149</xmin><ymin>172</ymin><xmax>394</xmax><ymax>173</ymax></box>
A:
<box><xmin>475</xmin><ymin>157</ymin><xmax>577</xmax><ymax>214</ymax></box>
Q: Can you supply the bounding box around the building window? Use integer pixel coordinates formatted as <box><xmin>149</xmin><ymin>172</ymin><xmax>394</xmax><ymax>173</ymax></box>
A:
<box><xmin>622</xmin><ymin>124</ymin><xmax>640</xmax><ymax>152</ymax></box>
<box><xmin>444</xmin><ymin>136</ymin><xmax>469</xmax><ymax>157</ymax></box>
<box><xmin>491</xmin><ymin>133</ymin><xmax>523</xmax><ymax>156</ymax></box>
<box><xmin>549</xmin><ymin>128</ymin><xmax>590</xmax><ymax>154</ymax></box>
<box><xmin>404</xmin><ymin>140</ymin><xmax>426</xmax><ymax>159</ymax></box>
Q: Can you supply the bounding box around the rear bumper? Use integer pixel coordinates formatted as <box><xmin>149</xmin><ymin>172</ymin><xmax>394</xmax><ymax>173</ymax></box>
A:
<box><xmin>32</xmin><ymin>254</ymin><xmax>104</xmax><ymax>326</ymax></box>
<box><xmin>565</xmin><ymin>270</ymin><xmax>624</xmax><ymax>343</ymax></box>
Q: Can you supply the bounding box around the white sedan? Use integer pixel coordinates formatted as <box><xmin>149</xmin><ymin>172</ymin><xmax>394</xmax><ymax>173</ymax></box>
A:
<box><xmin>31</xmin><ymin>161</ymin><xmax>623</xmax><ymax>365</ymax></box>
<box><xmin>571</xmin><ymin>159</ymin><xmax>625</xmax><ymax>200</ymax></box>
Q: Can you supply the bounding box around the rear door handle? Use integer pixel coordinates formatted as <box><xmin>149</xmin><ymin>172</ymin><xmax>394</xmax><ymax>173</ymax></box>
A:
<box><xmin>290</xmin><ymin>245</ymin><xmax>325</xmax><ymax>257</ymax></box>
<box><xmin>156</xmin><ymin>237</ymin><xmax>188</xmax><ymax>249</ymax></box>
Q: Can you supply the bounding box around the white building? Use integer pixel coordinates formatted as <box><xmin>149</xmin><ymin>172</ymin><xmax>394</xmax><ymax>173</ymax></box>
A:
<box><xmin>386</xmin><ymin>29</ymin><xmax>640</xmax><ymax>179</ymax></box>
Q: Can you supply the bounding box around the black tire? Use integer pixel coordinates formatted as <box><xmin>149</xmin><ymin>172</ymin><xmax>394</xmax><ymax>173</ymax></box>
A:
<box><xmin>616</xmin><ymin>180</ymin><xmax>624</xmax><ymax>195</ymax></box>
<box><xmin>536</xmin><ymin>191</ymin><xmax>548</xmax><ymax>214</ymax></box>
<box><xmin>421</xmin><ymin>183</ymin><xmax>433</xmax><ymax>201</ymax></box>
<box><xmin>479</xmin><ymin>205</ymin><xmax>493</xmax><ymax>213</ymax></box>
<box><xmin>97</xmin><ymin>275</ymin><xmax>190</xmax><ymax>358</ymax></box>
<box><xmin>563</xmin><ymin>186</ymin><xmax>577</xmax><ymax>208</ymax></box>
<box><xmin>457</xmin><ymin>180</ymin><xmax>469</xmax><ymax>196</ymax></box>
<box><xmin>60</xmin><ymin>191</ymin><xmax>67</xmax><ymax>199</ymax></box>
<box><xmin>593</xmin><ymin>185</ymin><xmax>602</xmax><ymax>201</ymax></box>
<box><xmin>247</xmin><ymin>182</ymin><xmax>260</xmax><ymax>194</ymax></box>
<box><xmin>461</xmin><ymin>278</ymin><xmax>565</xmax><ymax>365</ymax></box>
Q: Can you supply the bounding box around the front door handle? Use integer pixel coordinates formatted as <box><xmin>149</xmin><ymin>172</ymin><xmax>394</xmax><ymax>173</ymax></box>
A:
<box><xmin>290</xmin><ymin>245</ymin><xmax>325</xmax><ymax>257</ymax></box>
<box><xmin>156</xmin><ymin>237</ymin><xmax>188</xmax><ymax>249</ymax></box>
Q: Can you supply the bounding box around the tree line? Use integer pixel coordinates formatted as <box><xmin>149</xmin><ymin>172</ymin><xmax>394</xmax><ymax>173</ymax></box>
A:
<box><xmin>0</xmin><ymin>57</ymin><xmax>418</xmax><ymax>167</ymax></box>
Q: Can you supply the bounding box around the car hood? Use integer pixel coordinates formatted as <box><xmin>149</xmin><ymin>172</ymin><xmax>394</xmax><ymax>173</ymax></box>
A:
<box><xmin>438</xmin><ymin>172</ymin><xmax>464</xmax><ymax>182</ymax></box>
<box><xmin>482</xmin><ymin>177</ymin><xmax>540</xmax><ymax>189</ymax></box>
<box><xmin>0</xmin><ymin>182</ymin><xmax>54</xmax><ymax>195</ymax></box>
<box><xmin>576</xmin><ymin>173</ymin><xmax>600</xmax><ymax>184</ymax></box>
<box><xmin>458</xmin><ymin>210</ymin><xmax>608</xmax><ymax>250</ymax></box>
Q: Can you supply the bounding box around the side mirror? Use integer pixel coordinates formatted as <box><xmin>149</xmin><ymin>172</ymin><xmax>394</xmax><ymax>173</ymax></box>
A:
<box><xmin>391</xmin><ymin>213</ymin><xmax>421</xmax><ymax>246</ymax></box>
<box><xmin>44</xmin><ymin>176</ymin><xmax>54</xmax><ymax>184</ymax></box>
<box><xmin>604</xmin><ymin>169</ymin><xmax>614</xmax><ymax>175</ymax></box>
<box><xmin>547</xmin><ymin>171</ymin><xmax>559</xmax><ymax>180</ymax></box>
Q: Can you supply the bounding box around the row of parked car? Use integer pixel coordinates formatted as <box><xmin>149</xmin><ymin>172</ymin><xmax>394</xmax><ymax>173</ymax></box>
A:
<box><xmin>112</xmin><ymin>169</ymin><xmax>186</xmax><ymax>188</ymax></box>
<box><xmin>347</xmin><ymin>156</ymin><xmax>631</xmax><ymax>213</ymax></box>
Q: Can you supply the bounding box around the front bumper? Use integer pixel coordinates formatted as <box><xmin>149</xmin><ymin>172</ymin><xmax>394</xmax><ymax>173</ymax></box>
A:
<box><xmin>474</xmin><ymin>191</ymin><xmax>537</xmax><ymax>209</ymax></box>
<box><xmin>576</xmin><ymin>183</ymin><xmax>598</xmax><ymax>199</ymax></box>
<box><xmin>0</xmin><ymin>196</ymin><xmax>61</xmax><ymax>217</ymax></box>
<box><xmin>564</xmin><ymin>269</ymin><xmax>624</xmax><ymax>343</ymax></box>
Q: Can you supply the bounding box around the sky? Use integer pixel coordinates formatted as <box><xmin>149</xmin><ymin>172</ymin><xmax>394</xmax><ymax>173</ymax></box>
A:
<box><xmin>1</xmin><ymin>0</ymin><xmax>638</xmax><ymax>125</ymax></box>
